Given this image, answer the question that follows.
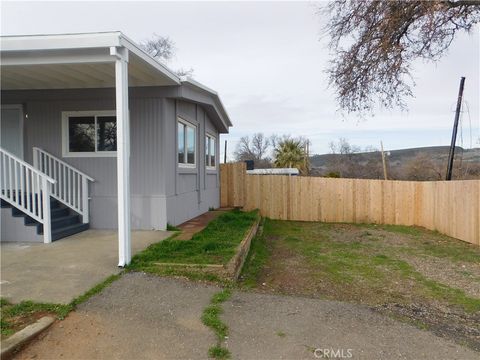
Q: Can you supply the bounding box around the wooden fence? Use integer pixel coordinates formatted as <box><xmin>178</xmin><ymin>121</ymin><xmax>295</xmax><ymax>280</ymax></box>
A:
<box><xmin>220</xmin><ymin>163</ymin><xmax>480</xmax><ymax>246</ymax></box>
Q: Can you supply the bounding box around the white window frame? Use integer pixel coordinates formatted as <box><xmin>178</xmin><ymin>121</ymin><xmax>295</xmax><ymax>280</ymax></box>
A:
<box><xmin>205</xmin><ymin>133</ymin><xmax>217</xmax><ymax>170</ymax></box>
<box><xmin>177</xmin><ymin>117</ymin><xmax>197</xmax><ymax>168</ymax></box>
<box><xmin>62</xmin><ymin>110</ymin><xmax>117</xmax><ymax>158</ymax></box>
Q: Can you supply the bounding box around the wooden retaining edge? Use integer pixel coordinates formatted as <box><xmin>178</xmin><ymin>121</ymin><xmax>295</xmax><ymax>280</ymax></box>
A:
<box><xmin>153</xmin><ymin>262</ymin><xmax>224</xmax><ymax>269</ymax></box>
<box><xmin>225</xmin><ymin>215</ymin><xmax>261</xmax><ymax>280</ymax></box>
<box><xmin>153</xmin><ymin>215</ymin><xmax>261</xmax><ymax>281</ymax></box>
<box><xmin>1</xmin><ymin>316</ymin><xmax>55</xmax><ymax>360</ymax></box>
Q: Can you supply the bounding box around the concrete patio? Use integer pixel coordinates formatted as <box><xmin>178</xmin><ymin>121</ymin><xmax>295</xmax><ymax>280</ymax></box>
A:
<box><xmin>0</xmin><ymin>230</ymin><xmax>171</xmax><ymax>304</ymax></box>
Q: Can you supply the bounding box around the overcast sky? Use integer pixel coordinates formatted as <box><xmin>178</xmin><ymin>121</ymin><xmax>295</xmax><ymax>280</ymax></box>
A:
<box><xmin>2</xmin><ymin>1</ymin><xmax>479</xmax><ymax>159</ymax></box>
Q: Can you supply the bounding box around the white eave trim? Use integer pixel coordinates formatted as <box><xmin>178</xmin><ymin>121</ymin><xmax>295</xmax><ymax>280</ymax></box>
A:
<box><xmin>119</xmin><ymin>34</ymin><xmax>180</xmax><ymax>85</ymax></box>
<box><xmin>0</xmin><ymin>32</ymin><xmax>123</xmax><ymax>51</ymax></box>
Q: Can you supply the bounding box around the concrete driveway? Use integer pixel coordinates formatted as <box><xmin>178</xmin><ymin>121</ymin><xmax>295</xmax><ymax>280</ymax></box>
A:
<box><xmin>0</xmin><ymin>230</ymin><xmax>171</xmax><ymax>304</ymax></box>
<box><xmin>13</xmin><ymin>273</ymin><xmax>479</xmax><ymax>360</ymax></box>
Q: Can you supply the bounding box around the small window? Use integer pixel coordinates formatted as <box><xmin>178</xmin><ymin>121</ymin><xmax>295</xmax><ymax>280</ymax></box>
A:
<box><xmin>178</xmin><ymin>118</ymin><xmax>196</xmax><ymax>167</ymax></box>
<box><xmin>96</xmin><ymin>116</ymin><xmax>117</xmax><ymax>151</ymax></box>
<box><xmin>63</xmin><ymin>111</ymin><xmax>117</xmax><ymax>156</ymax></box>
<box><xmin>206</xmin><ymin>134</ymin><xmax>216</xmax><ymax>169</ymax></box>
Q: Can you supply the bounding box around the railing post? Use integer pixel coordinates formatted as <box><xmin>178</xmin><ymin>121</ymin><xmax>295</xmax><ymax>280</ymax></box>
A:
<box><xmin>41</xmin><ymin>177</ymin><xmax>52</xmax><ymax>244</ymax></box>
<box><xmin>33</xmin><ymin>148</ymin><xmax>39</xmax><ymax>169</ymax></box>
<box><xmin>81</xmin><ymin>177</ymin><xmax>89</xmax><ymax>223</ymax></box>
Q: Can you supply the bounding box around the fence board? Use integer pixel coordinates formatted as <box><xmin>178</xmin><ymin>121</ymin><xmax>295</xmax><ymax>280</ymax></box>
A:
<box><xmin>220</xmin><ymin>163</ymin><xmax>480</xmax><ymax>245</ymax></box>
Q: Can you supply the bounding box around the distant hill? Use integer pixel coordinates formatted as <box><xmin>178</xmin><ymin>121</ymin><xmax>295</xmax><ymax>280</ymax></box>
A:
<box><xmin>310</xmin><ymin>146</ymin><xmax>480</xmax><ymax>179</ymax></box>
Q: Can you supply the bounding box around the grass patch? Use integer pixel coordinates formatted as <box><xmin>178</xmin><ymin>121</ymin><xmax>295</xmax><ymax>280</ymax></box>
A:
<box><xmin>202</xmin><ymin>289</ymin><xmax>232</xmax><ymax>359</ymax></box>
<box><xmin>129</xmin><ymin>209</ymin><xmax>259</xmax><ymax>274</ymax></box>
<box><xmin>1</xmin><ymin>299</ymin><xmax>72</xmax><ymax>338</ymax></box>
<box><xmin>363</xmin><ymin>224</ymin><xmax>422</xmax><ymax>237</ymax></box>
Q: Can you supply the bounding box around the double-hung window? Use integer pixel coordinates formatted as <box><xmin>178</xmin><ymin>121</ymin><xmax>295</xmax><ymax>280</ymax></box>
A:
<box><xmin>205</xmin><ymin>134</ymin><xmax>216</xmax><ymax>169</ymax></box>
<box><xmin>62</xmin><ymin>111</ymin><xmax>117</xmax><ymax>157</ymax></box>
<box><xmin>178</xmin><ymin>118</ymin><xmax>196</xmax><ymax>167</ymax></box>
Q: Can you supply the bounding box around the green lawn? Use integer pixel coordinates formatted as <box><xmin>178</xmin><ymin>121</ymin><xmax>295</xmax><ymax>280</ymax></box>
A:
<box><xmin>128</xmin><ymin>209</ymin><xmax>259</xmax><ymax>276</ymax></box>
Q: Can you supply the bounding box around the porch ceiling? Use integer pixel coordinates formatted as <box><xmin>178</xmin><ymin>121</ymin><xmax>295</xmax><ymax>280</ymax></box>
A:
<box><xmin>0</xmin><ymin>32</ymin><xmax>180</xmax><ymax>90</ymax></box>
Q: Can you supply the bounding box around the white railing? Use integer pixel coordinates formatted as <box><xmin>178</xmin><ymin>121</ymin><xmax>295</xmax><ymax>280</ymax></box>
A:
<box><xmin>33</xmin><ymin>147</ymin><xmax>94</xmax><ymax>224</ymax></box>
<box><xmin>0</xmin><ymin>147</ymin><xmax>56</xmax><ymax>243</ymax></box>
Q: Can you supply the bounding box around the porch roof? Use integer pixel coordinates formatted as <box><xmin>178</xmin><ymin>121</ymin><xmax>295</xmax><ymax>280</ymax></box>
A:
<box><xmin>0</xmin><ymin>31</ymin><xmax>181</xmax><ymax>90</ymax></box>
<box><xmin>1</xmin><ymin>31</ymin><xmax>232</xmax><ymax>132</ymax></box>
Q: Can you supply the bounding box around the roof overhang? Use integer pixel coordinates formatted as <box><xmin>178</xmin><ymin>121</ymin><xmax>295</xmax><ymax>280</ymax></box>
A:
<box><xmin>0</xmin><ymin>32</ymin><xmax>181</xmax><ymax>90</ymax></box>
<box><xmin>180</xmin><ymin>79</ymin><xmax>232</xmax><ymax>132</ymax></box>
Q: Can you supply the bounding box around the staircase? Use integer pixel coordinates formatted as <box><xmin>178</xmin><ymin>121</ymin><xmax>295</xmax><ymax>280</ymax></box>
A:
<box><xmin>1</xmin><ymin>147</ymin><xmax>94</xmax><ymax>243</ymax></box>
<box><xmin>1</xmin><ymin>196</ymin><xmax>89</xmax><ymax>241</ymax></box>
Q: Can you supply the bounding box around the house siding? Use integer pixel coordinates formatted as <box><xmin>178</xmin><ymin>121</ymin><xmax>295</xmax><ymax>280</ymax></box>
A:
<box><xmin>1</xmin><ymin>87</ymin><xmax>221</xmax><ymax>232</ymax></box>
<box><xmin>163</xmin><ymin>99</ymin><xmax>220</xmax><ymax>226</ymax></box>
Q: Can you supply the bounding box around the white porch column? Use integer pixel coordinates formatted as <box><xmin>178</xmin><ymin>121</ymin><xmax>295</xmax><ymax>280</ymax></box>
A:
<box><xmin>111</xmin><ymin>46</ymin><xmax>131</xmax><ymax>267</ymax></box>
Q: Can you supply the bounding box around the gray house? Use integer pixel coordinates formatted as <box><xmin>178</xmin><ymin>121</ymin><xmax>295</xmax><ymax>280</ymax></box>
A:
<box><xmin>0</xmin><ymin>32</ymin><xmax>231</xmax><ymax>266</ymax></box>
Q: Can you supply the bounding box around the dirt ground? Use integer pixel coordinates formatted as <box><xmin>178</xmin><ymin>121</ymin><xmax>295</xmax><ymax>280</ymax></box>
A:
<box><xmin>12</xmin><ymin>273</ymin><xmax>219</xmax><ymax>360</ymax></box>
<box><xmin>240</xmin><ymin>220</ymin><xmax>480</xmax><ymax>351</ymax></box>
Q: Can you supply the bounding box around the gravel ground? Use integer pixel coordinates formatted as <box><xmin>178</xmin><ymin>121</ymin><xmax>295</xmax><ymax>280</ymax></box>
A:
<box><xmin>12</xmin><ymin>274</ymin><xmax>478</xmax><ymax>360</ymax></box>
<box><xmin>222</xmin><ymin>291</ymin><xmax>479</xmax><ymax>360</ymax></box>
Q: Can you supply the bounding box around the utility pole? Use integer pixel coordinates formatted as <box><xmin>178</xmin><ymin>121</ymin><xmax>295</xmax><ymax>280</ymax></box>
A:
<box><xmin>446</xmin><ymin>77</ymin><xmax>466</xmax><ymax>181</ymax></box>
<box><xmin>224</xmin><ymin>140</ymin><xmax>227</xmax><ymax>163</ymax></box>
<box><xmin>380</xmin><ymin>141</ymin><xmax>388</xmax><ymax>180</ymax></box>
<box><xmin>304</xmin><ymin>140</ymin><xmax>310</xmax><ymax>176</ymax></box>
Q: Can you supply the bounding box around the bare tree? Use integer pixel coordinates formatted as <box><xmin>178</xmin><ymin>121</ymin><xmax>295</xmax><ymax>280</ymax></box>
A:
<box><xmin>329</xmin><ymin>137</ymin><xmax>361</xmax><ymax>155</ymax></box>
<box><xmin>140</xmin><ymin>34</ymin><xmax>175</xmax><ymax>63</ymax></box>
<box><xmin>140</xmin><ymin>34</ymin><xmax>195</xmax><ymax>78</ymax></box>
<box><xmin>234</xmin><ymin>133</ymin><xmax>272</xmax><ymax>167</ymax></box>
<box><xmin>323</xmin><ymin>1</ymin><xmax>480</xmax><ymax>113</ymax></box>
<box><xmin>400</xmin><ymin>153</ymin><xmax>444</xmax><ymax>180</ymax></box>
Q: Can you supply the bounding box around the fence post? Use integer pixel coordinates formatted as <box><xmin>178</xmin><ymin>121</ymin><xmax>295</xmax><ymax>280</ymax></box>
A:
<box><xmin>41</xmin><ymin>177</ymin><xmax>52</xmax><ymax>244</ymax></box>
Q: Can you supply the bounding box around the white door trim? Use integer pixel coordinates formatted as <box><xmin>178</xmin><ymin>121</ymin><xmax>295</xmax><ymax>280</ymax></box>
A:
<box><xmin>1</xmin><ymin>104</ymin><xmax>24</xmax><ymax>159</ymax></box>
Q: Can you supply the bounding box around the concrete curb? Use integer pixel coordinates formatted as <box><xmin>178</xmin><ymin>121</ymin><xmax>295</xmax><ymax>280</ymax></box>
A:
<box><xmin>1</xmin><ymin>316</ymin><xmax>55</xmax><ymax>360</ymax></box>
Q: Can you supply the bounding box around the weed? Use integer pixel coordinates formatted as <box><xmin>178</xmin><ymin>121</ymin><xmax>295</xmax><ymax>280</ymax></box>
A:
<box><xmin>202</xmin><ymin>289</ymin><xmax>233</xmax><ymax>359</ymax></box>
<box><xmin>211</xmin><ymin>289</ymin><xmax>232</xmax><ymax>304</ymax></box>
<box><xmin>70</xmin><ymin>273</ymin><xmax>121</xmax><ymax>307</ymax></box>
<box><xmin>276</xmin><ymin>331</ymin><xmax>286</xmax><ymax>337</ymax></box>
<box><xmin>202</xmin><ymin>305</ymin><xmax>227</xmax><ymax>340</ymax></box>
<box><xmin>166</xmin><ymin>223</ymin><xmax>180</xmax><ymax>231</ymax></box>
<box><xmin>208</xmin><ymin>345</ymin><xmax>231</xmax><ymax>359</ymax></box>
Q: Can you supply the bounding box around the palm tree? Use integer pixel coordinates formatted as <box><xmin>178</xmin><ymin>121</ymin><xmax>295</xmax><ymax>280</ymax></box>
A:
<box><xmin>273</xmin><ymin>139</ymin><xmax>308</xmax><ymax>174</ymax></box>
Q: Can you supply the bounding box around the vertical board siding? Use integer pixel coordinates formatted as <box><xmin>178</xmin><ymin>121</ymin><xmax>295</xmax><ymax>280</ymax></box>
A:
<box><xmin>220</xmin><ymin>163</ymin><xmax>480</xmax><ymax>245</ymax></box>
